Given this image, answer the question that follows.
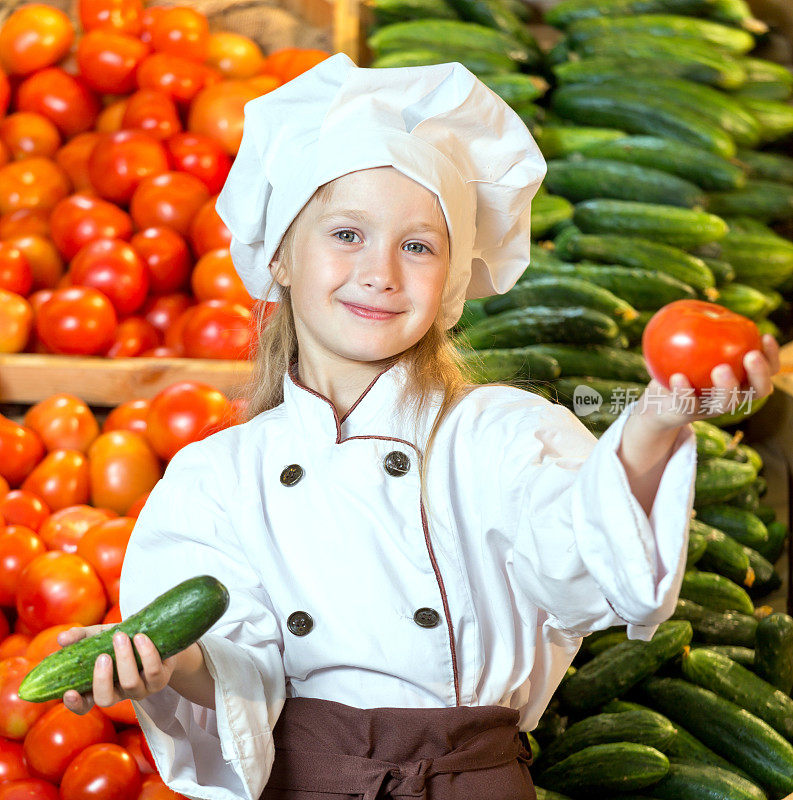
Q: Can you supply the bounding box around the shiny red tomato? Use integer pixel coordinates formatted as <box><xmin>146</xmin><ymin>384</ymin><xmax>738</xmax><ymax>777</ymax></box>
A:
<box><xmin>99</xmin><ymin>698</ymin><xmax>138</xmax><ymax>726</ymax></box>
<box><xmin>122</xmin><ymin>89</ymin><xmax>181</xmax><ymax>140</ymax></box>
<box><xmin>181</xmin><ymin>300</ymin><xmax>254</xmax><ymax>360</ymax></box>
<box><xmin>79</xmin><ymin>0</ymin><xmax>144</xmax><ymax>35</ymax></box>
<box><xmin>49</xmin><ymin>193</ymin><xmax>133</xmax><ymax>261</ymax></box>
<box><xmin>130</xmin><ymin>228</ymin><xmax>192</xmax><ymax>294</ymax></box>
<box><xmin>16</xmin><ymin>551</ymin><xmax>107</xmax><ymax>633</ymax></box>
<box><xmin>146</xmin><ymin>381</ymin><xmax>232</xmax><ymax>460</ymax></box>
<box><xmin>191</xmin><ymin>249</ymin><xmax>253</xmax><ymax>308</ymax></box>
<box><xmin>149</xmin><ymin>7</ymin><xmax>209</xmax><ymax>62</ymax></box>
<box><xmin>0</xmin><ymin>112</ymin><xmax>60</xmax><ymax>160</ymax></box>
<box><xmin>0</xmin><ymin>738</ymin><xmax>30</xmax><ymax>783</ymax></box>
<box><xmin>143</xmin><ymin>293</ymin><xmax>193</xmax><ymax>337</ymax></box>
<box><xmin>188</xmin><ymin>80</ymin><xmax>259</xmax><ymax>156</ymax></box>
<box><xmin>77</xmin><ymin>30</ymin><xmax>149</xmax><ymax>95</ymax></box>
<box><xmin>189</xmin><ymin>196</ymin><xmax>231</xmax><ymax>256</ymax></box>
<box><xmin>87</xmin><ymin>131</ymin><xmax>169</xmax><ymax>206</ymax></box>
<box><xmin>23</xmin><ymin>703</ymin><xmax>115</xmax><ymax>783</ymax></box>
<box><xmin>37</xmin><ymin>505</ymin><xmax>115</xmax><ymax>554</ymax></box>
<box><xmin>102</xmin><ymin>398</ymin><xmax>151</xmax><ymax>437</ymax></box>
<box><xmin>0</xmin><ymin>419</ymin><xmax>45</xmax><ymax>488</ymax></box>
<box><xmin>70</xmin><ymin>239</ymin><xmax>150</xmax><ymax>317</ymax></box>
<box><xmin>0</xmin><ymin>657</ymin><xmax>57</xmax><ymax>739</ymax></box>
<box><xmin>5</xmin><ymin>235</ymin><xmax>64</xmax><ymax>292</ymax></box>
<box><xmin>0</xmin><ymin>779</ymin><xmax>59</xmax><ymax>800</ymax></box>
<box><xmin>164</xmin><ymin>132</ymin><xmax>232</xmax><ymax>195</ymax></box>
<box><xmin>102</xmin><ymin>603</ymin><xmax>121</xmax><ymax>624</ymax></box>
<box><xmin>20</xmin><ymin>450</ymin><xmax>90</xmax><ymax>512</ymax></box>
<box><xmin>117</xmin><ymin>729</ymin><xmax>155</xmax><ymax>775</ymax></box>
<box><xmin>642</xmin><ymin>299</ymin><xmax>764</xmax><ymax>395</ymax></box>
<box><xmin>129</xmin><ymin>171</ymin><xmax>210</xmax><ymax>237</ymax></box>
<box><xmin>106</xmin><ymin>317</ymin><xmax>161</xmax><ymax>357</ymax></box>
<box><xmin>0</xmin><ymin>244</ymin><xmax>32</xmax><ymax>296</ymax></box>
<box><xmin>0</xmin><ymin>158</ymin><xmax>71</xmax><ymax>217</ymax></box>
<box><xmin>24</xmin><ymin>395</ymin><xmax>99</xmax><ymax>454</ymax></box>
<box><xmin>75</xmin><ymin>516</ymin><xmax>135</xmax><ymax>604</ymax></box>
<box><xmin>60</xmin><ymin>743</ymin><xmax>142</xmax><ymax>800</ymax></box>
<box><xmin>54</xmin><ymin>132</ymin><xmax>100</xmax><ymax>193</ymax></box>
<box><xmin>88</xmin><ymin>431</ymin><xmax>162</xmax><ymax>516</ymax></box>
<box><xmin>16</xmin><ymin>69</ymin><xmax>100</xmax><ymax>139</ymax></box>
<box><xmin>0</xmin><ymin>5</ymin><xmax>74</xmax><ymax>75</ymax></box>
<box><xmin>0</xmin><ymin>290</ymin><xmax>32</xmax><ymax>354</ymax></box>
<box><xmin>0</xmin><ymin>526</ymin><xmax>47</xmax><ymax>607</ymax></box>
<box><xmin>136</xmin><ymin>53</ymin><xmax>211</xmax><ymax>106</ymax></box>
<box><xmin>0</xmin><ymin>490</ymin><xmax>49</xmax><ymax>532</ymax></box>
<box><xmin>35</xmin><ymin>287</ymin><xmax>117</xmax><ymax>356</ymax></box>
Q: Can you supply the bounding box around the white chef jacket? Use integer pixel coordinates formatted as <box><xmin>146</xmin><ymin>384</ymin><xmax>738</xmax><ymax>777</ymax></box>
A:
<box><xmin>118</xmin><ymin>359</ymin><xmax>697</xmax><ymax>800</ymax></box>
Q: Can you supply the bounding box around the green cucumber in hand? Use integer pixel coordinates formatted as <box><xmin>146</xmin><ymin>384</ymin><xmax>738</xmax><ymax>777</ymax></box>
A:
<box><xmin>18</xmin><ymin>575</ymin><xmax>229</xmax><ymax>703</ymax></box>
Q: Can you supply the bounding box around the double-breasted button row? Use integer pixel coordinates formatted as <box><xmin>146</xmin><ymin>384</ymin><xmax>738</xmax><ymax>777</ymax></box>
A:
<box><xmin>286</xmin><ymin>608</ymin><xmax>440</xmax><ymax>635</ymax></box>
<box><xmin>280</xmin><ymin>451</ymin><xmax>411</xmax><ymax>486</ymax></box>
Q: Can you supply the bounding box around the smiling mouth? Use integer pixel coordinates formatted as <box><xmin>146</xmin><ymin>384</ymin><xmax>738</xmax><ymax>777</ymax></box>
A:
<box><xmin>341</xmin><ymin>302</ymin><xmax>403</xmax><ymax>319</ymax></box>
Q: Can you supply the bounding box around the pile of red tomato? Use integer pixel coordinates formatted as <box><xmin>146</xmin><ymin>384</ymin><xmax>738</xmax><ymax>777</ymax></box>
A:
<box><xmin>0</xmin><ymin>0</ymin><xmax>327</xmax><ymax>360</ymax></box>
<box><xmin>0</xmin><ymin>379</ymin><xmax>240</xmax><ymax>799</ymax></box>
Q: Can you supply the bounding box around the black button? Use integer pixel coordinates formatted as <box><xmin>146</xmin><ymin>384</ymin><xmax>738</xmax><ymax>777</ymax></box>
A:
<box><xmin>384</xmin><ymin>450</ymin><xmax>410</xmax><ymax>476</ymax></box>
<box><xmin>414</xmin><ymin>608</ymin><xmax>440</xmax><ymax>628</ymax></box>
<box><xmin>280</xmin><ymin>464</ymin><xmax>304</xmax><ymax>486</ymax></box>
<box><xmin>287</xmin><ymin>611</ymin><xmax>313</xmax><ymax>636</ymax></box>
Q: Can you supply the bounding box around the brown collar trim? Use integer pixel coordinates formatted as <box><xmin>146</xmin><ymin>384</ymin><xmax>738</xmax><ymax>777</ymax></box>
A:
<box><xmin>287</xmin><ymin>359</ymin><xmax>400</xmax><ymax>445</ymax></box>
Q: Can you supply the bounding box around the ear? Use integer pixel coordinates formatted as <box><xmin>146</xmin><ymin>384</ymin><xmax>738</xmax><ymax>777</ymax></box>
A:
<box><xmin>269</xmin><ymin>256</ymin><xmax>290</xmax><ymax>289</ymax></box>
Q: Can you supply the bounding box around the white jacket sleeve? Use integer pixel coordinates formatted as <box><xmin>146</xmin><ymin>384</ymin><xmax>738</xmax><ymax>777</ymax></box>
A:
<box><xmin>118</xmin><ymin>440</ymin><xmax>286</xmax><ymax>800</ymax></box>
<box><xmin>495</xmin><ymin>394</ymin><xmax>697</xmax><ymax>641</ymax></box>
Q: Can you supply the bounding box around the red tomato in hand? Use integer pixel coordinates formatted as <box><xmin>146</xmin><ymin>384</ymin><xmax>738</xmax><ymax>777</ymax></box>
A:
<box><xmin>642</xmin><ymin>299</ymin><xmax>763</xmax><ymax>395</ymax></box>
<box><xmin>0</xmin><ymin>419</ymin><xmax>45</xmax><ymax>489</ymax></box>
<box><xmin>37</xmin><ymin>505</ymin><xmax>115</xmax><ymax>554</ymax></box>
<box><xmin>77</xmin><ymin>30</ymin><xmax>149</xmax><ymax>95</ymax></box>
<box><xmin>87</xmin><ymin>131</ymin><xmax>169</xmax><ymax>206</ymax></box>
<box><xmin>23</xmin><ymin>703</ymin><xmax>115</xmax><ymax>783</ymax></box>
<box><xmin>70</xmin><ymin>239</ymin><xmax>150</xmax><ymax>317</ymax></box>
<box><xmin>76</xmin><ymin>517</ymin><xmax>135</xmax><ymax>604</ymax></box>
<box><xmin>146</xmin><ymin>381</ymin><xmax>232</xmax><ymax>460</ymax></box>
<box><xmin>49</xmin><ymin>193</ymin><xmax>133</xmax><ymax>261</ymax></box>
<box><xmin>16</xmin><ymin>552</ymin><xmax>106</xmax><ymax>633</ymax></box>
<box><xmin>35</xmin><ymin>287</ymin><xmax>117</xmax><ymax>355</ymax></box>
<box><xmin>16</xmin><ymin>69</ymin><xmax>100</xmax><ymax>139</ymax></box>
<box><xmin>0</xmin><ymin>657</ymin><xmax>57</xmax><ymax>739</ymax></box>
<box><xmin>24</xmin><ymin>395</ymin><xmax>99</xmax><ymax>453</ymax></box>
<box><xmin>0</xmin><ymin>527</ymin><xmax>47</xmax><ymax>607</ymax></box>
<box><xmin>164</xmin><ymin>132</ymin><xmax>232</xmax><ymax>194</ymax></box>
<box><xmin>129</xmin><ymin>171</ymin><xmax>210</xmax><ymax>237</ymax></box>
<box><xmin>79</xmin><ymin>0</ymin><xmax>144</xmax><ymax>35</ymax></box>
<box><xmin>60</xmin><ymin>743</ymin><xmax>141</xmax><ymax>800</ymax></box>
<box><xmin>130</xmin><ymin>228</ymin><xmax>192</xmax><ymax>294</ymax></box>
<box><xmin>0</xmin><ymin>6</ymin><xmax>74</xmax><ymax>75</ymax></box>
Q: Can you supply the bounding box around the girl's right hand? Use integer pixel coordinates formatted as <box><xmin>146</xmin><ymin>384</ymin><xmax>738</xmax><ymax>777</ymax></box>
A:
<box><xmin>57</xmin><ymin>625</ymin><xmax>179</xmax><ymax>716</ymax></box>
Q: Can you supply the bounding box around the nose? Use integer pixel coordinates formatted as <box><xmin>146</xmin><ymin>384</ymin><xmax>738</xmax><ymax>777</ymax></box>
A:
<box><xmin>356</xmin><ymin>244</ymin><xmax>400</xmax><ymax>292</ymax></box>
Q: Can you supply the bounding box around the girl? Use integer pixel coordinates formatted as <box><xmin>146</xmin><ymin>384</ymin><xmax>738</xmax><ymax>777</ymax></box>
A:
<box><xmin>58</xmin><ymin>53</ymin><xmax>780</xmax><ymax>800</ymax></box>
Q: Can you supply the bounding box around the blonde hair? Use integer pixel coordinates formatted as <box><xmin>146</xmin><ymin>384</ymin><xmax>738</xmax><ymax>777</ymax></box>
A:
<box><xmin>232</xmin><ymin>175</ymin><xmax>551</xmax><ymax>529</ymax></box>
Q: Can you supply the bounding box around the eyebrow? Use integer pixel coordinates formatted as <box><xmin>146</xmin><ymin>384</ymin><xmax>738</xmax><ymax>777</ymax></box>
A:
<box><xmin>317</xmin><ymin>209</ymin><xmax>446</xmax><ymax>237</ymax></box>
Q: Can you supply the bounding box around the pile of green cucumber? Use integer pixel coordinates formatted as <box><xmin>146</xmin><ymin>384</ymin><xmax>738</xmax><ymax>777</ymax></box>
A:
<box><xmin>525</xmin><ymin>425</ymin><xmax>793</xmax><ymax>800</ymax></box>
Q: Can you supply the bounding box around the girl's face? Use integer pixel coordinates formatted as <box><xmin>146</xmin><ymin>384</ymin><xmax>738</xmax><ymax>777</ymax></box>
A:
<box><xmin>271</xmin><ymin>166</ymin><xmax>450</xmax><ymax>367</ymax></box>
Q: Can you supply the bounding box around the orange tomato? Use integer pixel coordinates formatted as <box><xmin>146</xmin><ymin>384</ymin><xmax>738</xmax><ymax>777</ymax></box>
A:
<box><xmin>88</xmin><ymin>431</ymin><xmax>162</xmax><ymax>515</ymax></box>
<box><xmin>54</xmin><ymin>131</ymin><xmax>101</xmax><ymax>193</ymax></box>
<box><xmin>76</xmin><ymin>516</ymin><xmax>135</xmax><ymax>604</ymax></box>
<box><xmin>102</xmin><ymin>603</ymin><xmax>121</xmax><ymax>624</ymax></box>
<box><xmin>5</xmin><ymin>236</ymin><xmax>64</xmax><ymax>292</ymax></box>
<box><xmin>0</xmin><ymin>68</ymin><xmax>9</xmax><ymax>117</ymax></box>
<box><xmin>0</xmin><ymin>208</ymin><xmax>51</xmax><ymax>240</ymax></box>
<box><xmin>79</xmin><ymin>0</ymin><xmax>144</xmax><ymax>36</ymax></box>
<box><xmin>0</xmin><ymin>290</ymin><xmax>32</xmax><ymax>354</ymax></box>
<box><xmin>149</xmin><ymin>7</ymin><xmax>209</xmax><ymax>62</ymax></box>
<box><xmin>23</xmin><ymin>623</ymin><xmax>74</xmax><ymax>665</ymax></box>
<box><xmin>122</xmin><ymin>89</ymin><xmax>181</xmax><ymax>140</ymax></box>
<box><xmin>16</xmin><ymin>551</ymin><xmax>107</xmax><ymax>633</ymax></box>
<box><xmin>0</xmin><ymin>113</ymin><xmax>61</xmax><ymax>160</ymax></box>
<box><xmin>0</xmin><ymin>158</ymin><xmax>71</xmax><ymax>217</ymax></box>
<box><xmin>126</xmin><ymin>490</ymin><xmax>150</xmax><ymax>518</ymax></box>
<box><xmin>102</xmin><ymin>398</ymin><xmax>150</xmax><ymax>437</ymax></box>
<box><xmin>0</xmin><ymin>5</ymin><xmax>74</xmax><ymax>75</ymax></box>
<box><xmin>206</xmin><ymin>33</ymin><xmax>264</xmax><ymax>80</ymax></box>
<box><xmin>21</xmin><ymin>450</ymin><xmax>90</xmax><ymax>512</ymax></box>
<box><xmin>37</xmin><ymin>505</ymin><xmax>115</xmax><ymax>553</ymax></box>
<box><xmin>0</xmin><ymin>525</ymin><xmax>46</xmax><ymax>607</ymax></box>
<box><xmin>0</xmin><ymin>242</ymin><xmax>32</xmax><ymax>296</ymax></box>
<box><xmin>261</xmin><ymin>47</ymin><xmax>330</xmax><ymax>84</ymax></box>
<box><xmin>187</xmin><ymin>80</ymin><xmax>260</xmax><ymax>155</ymax></box>
<box><xmin>191</xmin><ymin>248</ymin><xmax>253</xmax><ymax>307</ymax></box>
<box><xmin>0</xmin><ymin>476</ymin><xmax>8</xmax><ymax>499</ymax></box>
<box><xmin>136</xmin><ymin>52</ymin><xmax>211</xmax><ymax>106</ymax></box>
<box><xmin>0</xmin><ymin>490</ymin><xmax>49</xmax><ymax>532</ymax></box>
<box><xmin>24</xmin><ymin>395</ymin><xmax>99</xmax><ymax>454</ymax></box>
<box><xmin>0</xmin><ymin>418</ymin><xmax>45</xmax><ymax>488</ymax></box>
<box><xmin>0</xmin><ymin>634</ymin><xmax>30</xmax><ymax>660</ymax></box>
<box><xmin>96</xmin><ymin>98</ymin><xmax>129</xmax><ymax>133</ymax></box>
<box><xmin>100</xmin><ymin>698</ymin><xmax>139</xmax><ymax>726</ymax></box>
<box><xmin>138</xmin><ymin>773</ymin><xmax>189</xmax><ymax>799</ymax></box>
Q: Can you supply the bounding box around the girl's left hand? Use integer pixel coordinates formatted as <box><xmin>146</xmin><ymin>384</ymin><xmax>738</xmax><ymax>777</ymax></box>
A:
<box><xmin>634</xmin><ymin>334</ymin><xmax>781</xmax><ymax>430</ymax></box>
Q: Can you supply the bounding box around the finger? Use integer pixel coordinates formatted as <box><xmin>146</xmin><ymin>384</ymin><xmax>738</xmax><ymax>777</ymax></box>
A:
<box><xmin>111</xmin><ymin>631</ymin><xmax>145</xmax><ymax>700</ymax></box>
<box><xmin>57</xmin><ymin>627</ymin><xmax>85</xmax><ymax>647</ymax></box>
<box><xmin>743</xmin><ymin>349</ymin><xmax>773</xmax><ymax>398</ymax></box>
<box><xmin>92</xmin><ymin>651</ymin><xmax>118</xmax><ymax>707</ymax></box>
<box><xmin>762</xmin><ymin>334</ymin><xmax>781</xmax><ymax>375</ymax></box>
<box><xmin>134</xmin><ymin>633</ymin><xmax>168</xmax><ymax>693</ymax></box>
<box><xmin>63</xmin><ymin>688</ymin><xmax>93</xmax><ymax>715</ymax></box>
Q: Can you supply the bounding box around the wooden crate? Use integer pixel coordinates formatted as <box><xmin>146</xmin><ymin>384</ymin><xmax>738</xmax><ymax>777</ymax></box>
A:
<box><xmin>0</xmin><ymin>355</ymin><xmax>253</xmax><ymax>406</ymax></box>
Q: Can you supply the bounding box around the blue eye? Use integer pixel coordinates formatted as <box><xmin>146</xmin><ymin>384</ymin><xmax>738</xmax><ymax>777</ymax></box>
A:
<box><xmin>334</xmin><ymin>230</ymin><xmax>433</xmax><ymax>254</ymax></box>
<box><xmin>335</xmin><ymin>230</ymin><xmax>359</xmax><ymax>243</ymax></box>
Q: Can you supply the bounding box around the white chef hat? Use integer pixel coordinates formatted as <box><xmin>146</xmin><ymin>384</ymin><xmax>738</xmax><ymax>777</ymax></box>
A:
<box><xmin>214</xmin><ymin>51</ymin><xmax>547</xmax><ymax>330</ymax></box>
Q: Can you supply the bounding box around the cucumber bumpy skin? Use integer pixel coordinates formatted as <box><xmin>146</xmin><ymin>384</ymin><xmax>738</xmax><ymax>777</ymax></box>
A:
<box><xmin>18</xmin><ymin>575</ymin><xmax>229</xmax><ymax>703</ymax></box>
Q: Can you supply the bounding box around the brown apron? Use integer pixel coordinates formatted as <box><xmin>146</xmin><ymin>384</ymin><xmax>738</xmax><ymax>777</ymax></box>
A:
<box><xmin>259</xmin><ymin>697</ymin><xmax>536</xmax><ymax>800</ymax></box>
